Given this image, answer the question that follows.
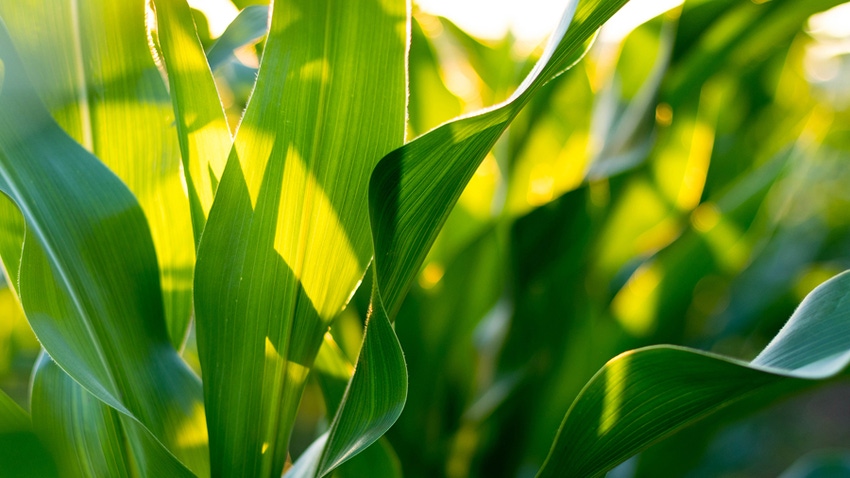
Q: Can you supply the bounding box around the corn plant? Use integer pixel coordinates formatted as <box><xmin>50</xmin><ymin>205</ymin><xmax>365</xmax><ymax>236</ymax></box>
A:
<box><xmin>1</xmin><ymin>0</ymin><xmax>850</xmax><ymax>477</ymax></box>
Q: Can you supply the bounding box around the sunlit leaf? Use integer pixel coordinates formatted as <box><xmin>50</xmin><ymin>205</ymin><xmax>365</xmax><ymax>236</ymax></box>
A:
<box><xmin>193</xmin><ymin>0</ymin><xmax>407</xmax><ymax>475</ymax></box>
<box><xmin>370</xmin><ymin>0</ymin><xmax>629</xmax><ymax>318</ymax></box>
<box><xmin>151</xmin><ymin>0</ymin><xmax>232</xmax><ymax>241</ymax></box>
<box><xmin>0</xmin><ymin>21</ymin><xmax>207</xmax><ymax>475</ymax></box>
<box><xmin>0</xmin><ymin>0</ymin><xmax>196</xmax><ymax>348</ymax></box>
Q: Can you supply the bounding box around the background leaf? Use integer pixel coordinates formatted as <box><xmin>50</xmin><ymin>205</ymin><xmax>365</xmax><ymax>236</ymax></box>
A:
<box><xmin>206</xmin><ymin>5</ymin><xmax>269</xmax><ymax>72</ymax></box>
<box><xmin>0</xmin><ymin>387</ymin><xmax>57</xmax><ymax>478</ymax></box>
<box><xmin>538</xmin><ymin>270</ymin><xmax>850</xmax><ymax>477</ymax></box>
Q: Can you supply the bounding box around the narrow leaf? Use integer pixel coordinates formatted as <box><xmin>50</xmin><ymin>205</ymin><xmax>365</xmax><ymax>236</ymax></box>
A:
<box><xmin>287</xmin><ymin>333</ymin><xmax>403</xmax><ymax>478</ymax></box>
<box><xmin>193</xmin><ymin>0</ymin><xmax>407</xmax><ymax>475</ymax></box>
<box><xmin>537</xmin><ymin>270</ymin><xmax>850</xmax><ymax>477</ymax></box>
<box><xmin>316</xmin><ymin>282</ymin><xmax>407</xmax><ymax>476</ymax></box>
<box><xmin>151</xmin><ymin>0</ymin><xmax>233</xmax><ymax>240</ymax></box>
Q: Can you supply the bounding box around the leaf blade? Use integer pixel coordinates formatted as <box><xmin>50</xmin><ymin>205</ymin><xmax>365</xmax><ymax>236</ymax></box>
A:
<box><xmin>0</xmin><ymin>0</ymin><xmax>197</xmax><ymax>348</ymax></box>
<box><xmin>0</xmin><ymin>20</ymin><xmax>208</xmax><ymax>475</ymax></box>
<box><xmin>193</xmin><ymin>0</ymin><xmax>407</xmax><ymax>475</ymax></box>
<box><xmin>537</xmin><ymin>270</ymin><xmax>850</xmax><ymax>477</ymax></box>
<box><xmin>31</xmin><ymin>353</ymin><xmax>195</xmax><ymax>478</ymax></box>
<box><xmin>151</xmin><ymin>0</ymin><xmax>233</xmax><ymax>241</ymax></box>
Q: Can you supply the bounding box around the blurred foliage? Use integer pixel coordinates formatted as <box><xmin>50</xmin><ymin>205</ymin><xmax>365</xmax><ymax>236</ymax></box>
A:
<box><xmin>2</xmin><ymin>0</ymin><xmax>850</xmax><ymax>476</ymax></box>
<box><xmin>386</xmin><ymin>1</ymin><xmax>850</xmax><ymax>476</ymax></box>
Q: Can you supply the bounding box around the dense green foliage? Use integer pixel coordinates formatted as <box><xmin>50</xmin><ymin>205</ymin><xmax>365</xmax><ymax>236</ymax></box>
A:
<box><xmin>1</xmin><ymin>0</ymin><xmax>850</xmax><ymax>477</ymax></box>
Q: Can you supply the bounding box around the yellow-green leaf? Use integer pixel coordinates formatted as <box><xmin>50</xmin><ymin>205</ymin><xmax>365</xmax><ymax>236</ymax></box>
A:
<box><xmin>0</xmin><ymin>21</ymin><xmax>207</xmax><ymax>475</ymax></box>
<box><xmin>0</xmin><ymin>0</ymin><xmax>196</xmax><ymax>347</ymax></box>
<box><xmin>193</xmin><ymin>0</ymin><xmax>407</xmax><ymax>475</ymax></box>
<box><xmin>151</xmin><ymin>0</ymin><xmax>232</xmax><ymax>241</ymax></box>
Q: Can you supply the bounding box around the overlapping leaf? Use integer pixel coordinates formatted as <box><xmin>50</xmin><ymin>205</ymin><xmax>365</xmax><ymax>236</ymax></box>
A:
<box><xmin>31</xmin><ymin>354</ymin><xmax>193</xmax><ymax>477</ymax></box>
<box><xmin>206</xmin><ymin>5</ymin><xmax>269</xmax><ymax>72</ymax></box>
<box><xmin>369</xmin><ymin>0</ymin><xmax>629</xmax><ymax>318</ymax></box>
<box><xmin>537</xmin><ymin>270</ymin><xmax>850</xmax><ymax>477</ymax></box>
<box><xmin>286</xmin><ymin>334</ymin><xmax>403</xmax><ymax>478</ymax></box>
<box><xmin>0</xmin><ymin>20</ymin><xmax>207</xmax><ymax>475</ymax></box>
<box><xmin>309</xmin><ymin>0</ymin><xmax>632</xmax><ymax>473</ymax></box>
<box><xmin>193</xmin><ymin>0</ymin><xmax>407</xmax><ymax>475</ymax></box>
<box><xmin>0</xmin><ymin>387</ymin><xmax>56</xmax><ymax>478</ymax></box>
<box><xmin>151</xmin><ymin>0</ymin><xmax>232</xmax><ymax>240</ymax></box>
<box><xmin>0</xmin><ymin>0</ymin><xmax>196</xmax><ymax>347</ymax></box>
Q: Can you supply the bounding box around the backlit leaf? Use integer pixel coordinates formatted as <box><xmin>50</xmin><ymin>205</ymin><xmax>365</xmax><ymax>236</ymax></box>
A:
<box><xmin>0</xmin><ymin>21</ymin><xmax>208</xmax><ymax>475</ymax></box>
<box><xmin>193</xmin><ymin>0</ymin><xmax>407</xmax><ymax>475</ymax></box>
<box><xmin>0</xmin><ymin>0</ymin><xmax>196</xmax><ymax>348</ymax></box>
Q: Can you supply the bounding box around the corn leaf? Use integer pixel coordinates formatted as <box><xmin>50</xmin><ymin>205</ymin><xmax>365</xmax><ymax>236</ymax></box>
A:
<box><xmin>0</xmin><ymin>0</ymin><xmax>196</xmax><ymax>348</ymax></box>
<box><xmin>304</xmin><ymin>0</ymin><xmax>631</xmax><ymax>473</ymax></box>
<box><xmin>193</xmin><ymin>0</ymin><xmax>407</xmax><ymax>475</ymax></box>
<box><xmin>206</xmin><ymin>5</ymin><xmax>270</xmax><ymax>72</ymax></box>
<box><xmin>287</xmin><ymin>335</ymin><xmax>403</xmax><ymax>478</ymax></box>
<box><xmin>151</xmin><ymin>0</ymin><xmax>232</xmax><ymax>241</ymax></box>
<box><xmin>313</xmin><ymin>282</ymin><xmax>407</xmax><ymax>476</ymax></box>
<box><xmin>369</xmin><ymin>0</ymin><xmax>629</xmax><ymax>319</ymax></box>
<box><xmin>537</xmin><ymin>270</ymin><xmax>850</xmax><ymax>477</ymax></box>
<box><xmin>0</xmin><ymin>21</ymin><xmax>207</xmax><ymax>475</ymax></box>
<box><xmin>296</xmin><ymin>0</ymin><xmax>633</xmax><ymax>473</ymax></box>
<box><xmin>31</xmin><ymin>353</ymin><xmax>194</xmax><ymax>478</ymax></box>
<box><xmin>0</xmin><ymin>387</ymin><xmax>57</xmax><ymax>478</ymax></box>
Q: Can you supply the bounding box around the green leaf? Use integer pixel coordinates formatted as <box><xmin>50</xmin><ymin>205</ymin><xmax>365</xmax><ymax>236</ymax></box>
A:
<box><xmin>287</xmin><ymin>332</ymin><xmax>403</xmax><ymax>478</ymax></box>
<box><xmin>206</xmin><ymin>5</ymin><xmax>269</xmax><ymax>72</ymax></box>
<box><xmin>0</xmin><ymin>20</ymin><xmax>208</xmax><ymax>475</ymax></box>
<box><xmin>0</xmin><ymin>0</ymin><xmax>196</xmax><ymax>348</ymax></box>
<box><xmin>300</xmin><ymin>0</ymin><xmax>631</xmax><ymax>473</ymax></box>
<box><xmin>151</xmin><ymin>0</ymin><xmax>233</xmax><ymax>241</ymax></box>
<box><xmin>0</xmin><ymin>386</ymin><xmax>57</xmax><ymax>478</ymax></box>
<box><xmin>369</xmin><ymin>0</ymin><xmax>629</xmax><ymax>319</ymax></box>
<box><xmin>587</xmin><ymin>17</ymin><xmax>674</xmax><ymax>179</ymax></box>
<box><xmin>31</xmin><ymin>353</ymin><xmax>194</xmax><ymax>478</ymax></box>
<box><xmin>665</xmin><ymin>0</ymin><xmax>847</xmax><ymax>106</ymax></box>
<box><xmin>313</xmin><ymin>334</ymin><xmax>354</xmax><ymax>418</ymax></box>
<box><xmin>537</xmin><ymin>270</ymin><xmax>850</xmax><ymax>478</ymax></box>
<box><xmin>315</xmin><ymin>282</ymin><xmax>407</xmax><ymax>476</ymax></box>
<box><xmin>193</xmin><ymin>0</ymin><xmax>407</xmax><ymax>475</ymax></box>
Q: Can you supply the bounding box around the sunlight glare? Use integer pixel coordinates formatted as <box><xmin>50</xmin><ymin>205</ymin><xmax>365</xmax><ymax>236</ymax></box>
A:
<box><xmin>192</xmin><ymin>0</ymin><xmax>685</xmax><ymax>49</ymax></box>
<box><xmin>416</xmin><ymin>0</ymin><xmax>684</xmax><ymax>51</ymax></box>
<box><xmin>187</xmin><ymin>0</ymin><xmax>239</xmax><ymax>37</ymax></box>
